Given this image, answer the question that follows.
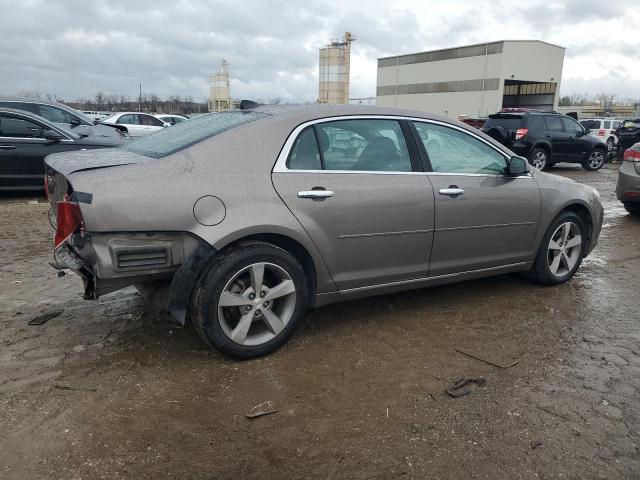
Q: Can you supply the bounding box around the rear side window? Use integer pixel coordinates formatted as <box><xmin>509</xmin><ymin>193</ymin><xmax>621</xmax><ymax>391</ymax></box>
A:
<box><xmin>138</xmin><ymin>114</ymin><xmax>164</xmax><ymax>126</ymax></box>
<box><xmin>545</xmin><ymin>116</ymin><xmax>563</xmax><ymax>131</ymax></box>
<box><xmin>604</xmin><ymin>121</ymin><xmax>611</xmax><ymax>129</ymax></box>
<box><xmin>118</xmin><ymin>114</ymin><xmax>138</xmax><ymax>125</ymax></box>
<box><xmin>527</xmin><ymin>116</ymin><xmax>546</xmax><ymax>130</ymax></box>
<box><xmin>122</xmin><ymin>111</ymin><xmax>267</xmax><ymax>159</ymax></box>
<box><xmin>287</xmin><ymin>127</ymin><xmax>321</xmax><ymax>170</ymax></box>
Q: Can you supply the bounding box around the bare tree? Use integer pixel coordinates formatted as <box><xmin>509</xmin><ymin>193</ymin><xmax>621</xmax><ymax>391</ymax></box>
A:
<box><xmin>596</xmin><ymin>92</ymin><xmax>616</xmax><ymax>112</ymax></box>
<box><xmin>94</xmin><ymin>91</ymin><xmax>106</xmax><ymax>110</ymax></box>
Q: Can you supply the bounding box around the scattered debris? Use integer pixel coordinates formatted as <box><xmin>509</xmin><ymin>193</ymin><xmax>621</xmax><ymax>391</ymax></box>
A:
<box><xmin>427</xmin><ymin>393</ymin><xmax>437</xmax><ymax>402</ymax></box>
<box><xmin>455</xmin><ymin>347</ymin><xmax>519</xmax><ymax>369</ymax></box>
<box><xmin>113</xmin><ymin>360</ymin><xmax>136</xmax><ymax>390</ymax></box>
<box><xmin>245</xmin><ymin>400</ymin><xmax>278</xmax><ymax>419</ymax></box>
<box><xmin>54</xmin><ymin>384</ymin><xmax>97</xmax><ymax>392</ymax></box>
<box><xmin>28</xmin><ymin>309</ymin><xmax>63</xmax><ymax>326</ymax></box>
<box><xmin>531</xmin><ymin>440</ymin><xmax>543</xmax><ymax>449</ymax></box>
<box><xmin>446</xmin><ymin>377</ymin><xmax>486</xmax><ymax>398</ymax></box>
<box><xmin>72</xmin><ymin>345</ymin><xmax>86</xmax><ymax>353</ymax></box>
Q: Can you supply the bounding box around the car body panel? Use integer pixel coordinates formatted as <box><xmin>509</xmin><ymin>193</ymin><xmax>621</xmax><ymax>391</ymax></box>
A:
<box><xmin>616</xmin><ymin>144</ymin><xmax>640</xmax><ymax>204</ymax></box>
<box><xmin>44</xmin><ymin>105</ymin><xmax>603</xmax><ymax>313</ymax></box>
<box><xmin>102</xmin><ymin>112</ymin><xmax>167</xmax><ymax>137</ymax></box>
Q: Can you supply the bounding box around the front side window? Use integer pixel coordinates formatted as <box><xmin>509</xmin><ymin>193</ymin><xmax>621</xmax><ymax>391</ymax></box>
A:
<box><xmin>38</xmin><ymin>105</ymin><xmax>76</xmax><ymax>124</ymax></box>
<box><xmin>545</xmin><ymin>116</ymin><xmax>563</xmax><ymax>131</ymax></box>
<box><xmin>0</xmin><ymin>114</ymin><xmax>44</xmax><ymax>138</ymax></box>
<box><xmin>561</xmin><ymin>117</ymin><xmax>584</xmax><ymax>135</ymax></box>
<box><xmin>139</xmin><ymin>114</ymin><xmax>164</xmax><ymax>126</ymax></box>
<box><xmin>413</xmin><ymin>122</ymin><xmax>508</xmax><ymax>175</ymax></box>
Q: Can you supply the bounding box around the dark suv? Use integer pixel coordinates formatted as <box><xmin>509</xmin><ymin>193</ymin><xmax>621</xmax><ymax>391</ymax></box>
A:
<box><xmin>481</xmin><ymin>110</ymin><xmax>607</xmax><ymax>171</ymax></box>
<box><xmin>616</xmin><ymin>118</ymin><xmax>640</xmax><ymax>151</ymax></box>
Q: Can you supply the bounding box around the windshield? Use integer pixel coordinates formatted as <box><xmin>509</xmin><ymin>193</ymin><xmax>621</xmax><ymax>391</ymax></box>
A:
<box><xmin>55</xmin><ymin>123</ymin><xmax>81</xmax><ymax>139</ymax></box>
<box><xmin>121</xmin><ymin>111</ymin><xmax>269</xmax><ymax>158</ymax></box>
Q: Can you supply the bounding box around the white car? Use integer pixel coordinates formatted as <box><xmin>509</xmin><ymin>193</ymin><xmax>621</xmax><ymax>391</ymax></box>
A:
<box><xmin>101</xmin><ymin>112</ymin><xmax>168</xmax><ymax>137</ymax></box>
<box><xmin>155</xmin><ymin>114</ymin><xmax>189</xmax><ymax>125</ymax></box>
<box><xmin>580</xmin><ymin>118</ymin><xmax>621</xmax><ymax>153</ymax></box>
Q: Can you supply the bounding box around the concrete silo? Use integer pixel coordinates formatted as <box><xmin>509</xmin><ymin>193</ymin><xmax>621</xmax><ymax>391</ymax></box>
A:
<box><xmin>208</xmin><ymin>59</ymin><xmax>232</xmax><ymax>112</ymax></box>
<box><xmin>318</xmin><ymin>32</ymin><xmax>355</xmax><ymax>104</ymax></box>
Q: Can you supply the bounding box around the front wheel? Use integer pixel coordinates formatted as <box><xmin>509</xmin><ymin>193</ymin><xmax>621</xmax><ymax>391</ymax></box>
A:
<box><xmin>582</xmin><ymin>149</ymin><xmax>605</xmax><ymax>171</ymax></box>
<box><xmin>606</xmin><ymin>137</ymin><xmax>615</xmax><ymax>153</ymax></box>
<box><xmin>191</xmin><ymin>242</ymin><xmax>308</xmax><ymax>359</ymax></box>
<box><xmin>529</xmin><ymin>212</ymin><xmax>586</xmax><ymax>285</ymax></box>
<box><xmin>624</xmin><ymin>202</ymin><xmax>640</xmax><ymax>215</ymax></box>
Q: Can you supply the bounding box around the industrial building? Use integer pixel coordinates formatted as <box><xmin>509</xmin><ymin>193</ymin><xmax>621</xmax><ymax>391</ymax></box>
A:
<box><xmin>318</xmin><ymin>32</ymin><xmax>355</xmax><ymax>104</ymax></box>
<box><xmin>376</xmin><ymin>40</ymin><xmax>565</xmax><ymax>119</ymax></box>
<box><xmin>208</xmin><ymin>59</ymin><xmax>232</xmax><ymax>112</ymax></box>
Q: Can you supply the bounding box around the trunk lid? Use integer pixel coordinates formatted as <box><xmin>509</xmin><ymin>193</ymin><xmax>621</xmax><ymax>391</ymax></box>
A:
<box><xmin>45</xmin><ymin>148</ymin><xmax>153</xmax><ymax>177</ymax></box>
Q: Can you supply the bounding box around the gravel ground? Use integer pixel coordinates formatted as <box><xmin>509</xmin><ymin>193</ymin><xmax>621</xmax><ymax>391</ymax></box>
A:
<box><xmin>1</xmin><ymin>162</ymin><xmax>639</xmax><ymax>479</ymax></box>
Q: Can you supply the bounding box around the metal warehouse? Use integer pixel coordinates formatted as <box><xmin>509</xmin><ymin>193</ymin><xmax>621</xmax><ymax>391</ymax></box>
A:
<box><xmin>376</xmin><ymin>40</ymin><xmax>565</xmax><ymax>119</ymax></box>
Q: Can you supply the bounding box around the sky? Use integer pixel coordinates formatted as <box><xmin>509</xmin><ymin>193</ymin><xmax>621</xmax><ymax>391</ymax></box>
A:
<box><xmin>1</xmin><ymin>0</ymin><xmax>639</xmax><ymax>104</ymax></box>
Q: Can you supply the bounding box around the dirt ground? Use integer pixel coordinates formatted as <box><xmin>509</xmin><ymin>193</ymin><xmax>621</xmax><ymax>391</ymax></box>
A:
<box><xmin>1</xmin><ymin>162</ymin><xmax>639</xmax><ymax>479</ymax></box>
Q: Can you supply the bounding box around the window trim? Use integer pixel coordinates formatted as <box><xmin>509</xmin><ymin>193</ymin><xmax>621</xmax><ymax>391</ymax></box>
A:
<box><xmin>272</xmin><ymin>115</ymin><xmax>528</xmax><ymax>178</ymax></box>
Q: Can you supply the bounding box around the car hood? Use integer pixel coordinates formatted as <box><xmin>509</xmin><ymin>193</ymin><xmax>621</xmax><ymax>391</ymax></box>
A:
<box><xmin>45</xmin><ymin>148</ymin><xmax>153</xmax><ymax>176</ymax></box>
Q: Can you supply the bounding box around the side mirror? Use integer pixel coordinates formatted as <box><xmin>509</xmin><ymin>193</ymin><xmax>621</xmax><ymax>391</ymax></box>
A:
<box><xmin>163</xmin><ymin>122</ymin><xmax>170</xmax><ymax>127</ymax></box>
<box><xmin>42</xmin><ymin>129</ymin><xmax>64</xmax><ymax>141</ymax></box>
<box><xmin>69</xmin><ymin>118</ymin><xmax>81</xmax><ymax>127</ymax></box>
<box><xmin>508</xmin><ymin>156</ymin><xmax>528</xmax><ymax>176</ymax></box>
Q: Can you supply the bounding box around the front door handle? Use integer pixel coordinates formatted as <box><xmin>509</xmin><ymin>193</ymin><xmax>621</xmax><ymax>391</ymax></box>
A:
<box><xmin>0</xmin><ymin>145</ymin><xmax>16</xmax><ymax>150</ymax></box>
<box><xmin>439</xmin><ymin>187</ymin><xmax>465</xmax><ymax>197</ymax></box>
<box><xmin>298</xmin><ymin>190</ymin><xmax>334</xmax><ymax>199</ymax></box>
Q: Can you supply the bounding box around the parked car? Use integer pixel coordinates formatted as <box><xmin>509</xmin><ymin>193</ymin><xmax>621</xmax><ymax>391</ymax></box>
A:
<box><xmin>45</xmin><ymin>105</ymin><xmax>603</xmax><ymax>359</ymax></box>
<box><xmin>579</xmin><ymin>118</ymin><xmax>621</xmax><ymax>153</ymax></box>
<box><xmin>82</xmin><ymin>111</ymin><xmax>111</xmax><ymax>122</ymax></box>
<box><xmin>0</xmin><ymin>108</ymin><xmax>121</xmax><ymax>190</ymax></box>
<box><xmin>616</xmin><ymin>142</ymin><xmax>640</xmax><ymax>215</ymax></box>
<box><xmin>101</xmin><ymin>112</ymin><xmax>169</xmax><ymax>137</ymax></box>
<box><xmin>155</xmin><ymin>114</ymin><xmax>189</xmax><ymax>125</ymax></box>
<box><xmin>481</xmin><ymin>110</ymin><xmax>607</xmax><ymax>171</ymax></box>
<box><xmin>0</xmin><ymin>98</ymin><xmax>125</xmax><ymax>140</ymax></box>
<box><xmin>616</xmin><ymin>118</ymin><xmax>640</xmax><ymax>152</ymax></box>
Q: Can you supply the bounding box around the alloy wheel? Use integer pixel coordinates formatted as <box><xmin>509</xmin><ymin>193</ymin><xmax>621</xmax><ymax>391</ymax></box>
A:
<box><xmin>217</xmin><ymin>262</ymin><xmax>297</xmax><ymax>346</ymax></box>
<box><xmin>588</xmin><ymin>150</ymin><xmax>605</xmax><ymax>169</ymax></box>
<box><xmin>547</xmin><ymin>222</ymin><xmax>582</xmax><ymax>278</ymax></box>
<box><xmin>606</xmin><ymin>138</ymin><xmax>614</xmax><ymax>152</ymax></box>
<box><xmin>532</xmin><ymin>151</ymin><xmax>547</xmax><ymax>170</ymax></box>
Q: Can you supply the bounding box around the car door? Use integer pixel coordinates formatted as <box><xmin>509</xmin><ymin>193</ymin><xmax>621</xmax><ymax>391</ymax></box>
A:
<box><xmin>116</xmin><ymin>114</ymin><xmax>142</xmax><ymax>136</ymax></box>
<box><xmin>272</xmin><ymin>117</ymin><xmax>435</xmax><ymax>291</ymax></box>
<box><xmin>138</xmin><ymin>114</ymin><xmax>166</xmax><ymax>135</ymax></box>
<box><xmin>0</xmin><ymin>112</ymin><xmax>78</xmax><ymax>189</ymax></box>
<box><xmin>411</xmin><ymin>120</ymin><xmax>541</xmax><ymax>277</ymax></box>
<box><xmin>543</xmin><ymin>115</ymin><xmax>571</xmax><ymax>160</ymax></box>
<box><xmin>561</xmin><ymin>116</ymin><xmax>592</xmax><ymax>161</ymax></box>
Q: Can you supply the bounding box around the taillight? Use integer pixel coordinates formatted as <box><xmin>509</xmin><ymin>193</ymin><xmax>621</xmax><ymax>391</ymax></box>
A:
<box><xmin>515</xmin><ymin>128</ymin><xmax>528</xmax><ymax>140</ymax></box>
<box><xmin>623</xmin><ymin>148</ymin><xmax>640</xmax><ymax>162</ymax></box>
<box><xmin>598</xmin><ymin>129</ymin><xmax>605</xmax><ymax>136</ymax></box>
<box><xmin>54</xmin><ymin>201</ymin><xmax>83</xmax><ymax>248</ymax></box>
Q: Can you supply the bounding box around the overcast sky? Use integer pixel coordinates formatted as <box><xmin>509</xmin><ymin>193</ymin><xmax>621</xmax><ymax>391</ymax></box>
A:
<box><xmin>1</xmin><ymin>0</ymin><xmax>639</xmax><ymax>103</ymax></box>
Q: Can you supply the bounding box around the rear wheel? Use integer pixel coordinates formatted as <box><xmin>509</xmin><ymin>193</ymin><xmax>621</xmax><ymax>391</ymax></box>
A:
<box><xmin>529</xmin><ymin>147</ymin><xmax>549</xmax><ymax>170</ymax></box>
<box><xmin>529</xmin><ymin>211</ymin><xmax>586</xmax><ymax>285</ymax></box>
<box><xmin>624</xmin><ymin>202</ymin><xmax>640</xmax><ymax>215</ymax></box>
<box><xmin>191</xmin><ymin>242</ymin><xmax>308</xmax><ymax>359</ymax></box>
<box><xmin>606</xmin><ymin>137</ymin><xmax>615</xmax><ymax>153</ymax></box>
<box><xmin>582</xmin><ymin>148</ymin><xmax>605</xmax><ymax>171</ymax></box>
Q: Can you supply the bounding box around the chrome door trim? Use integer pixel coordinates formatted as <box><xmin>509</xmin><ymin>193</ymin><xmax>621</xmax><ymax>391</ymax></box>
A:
<box><xmin>272</xmin><ymin>114</ymin><xmax>532</xmax><ymax>179</ymax></box>
<box><xmin>338</xmin><ymin>228</ymin><xmax>434</xmax><ymax>239</ymax></box>
<box><xmin>435</xmin><ymin>221</ymin><xmax>534</xmax><ymax>232</ymax></box>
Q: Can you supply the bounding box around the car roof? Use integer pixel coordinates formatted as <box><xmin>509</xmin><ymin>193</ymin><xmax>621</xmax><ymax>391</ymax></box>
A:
<box><xmin>0</xmin><ymin>97</ymin><xmax>93</xmax><ymax>119</ymax></box>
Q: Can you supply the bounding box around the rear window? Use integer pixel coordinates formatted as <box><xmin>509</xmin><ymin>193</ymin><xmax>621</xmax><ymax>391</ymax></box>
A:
<box><xmin>484</xmin><ymin>115</ymin><xmax>524</xmax><ymax>130</ymax></box>
<box><xmin>580</xmin><ymin>120</ymin><xmax>600</xmax><ymax>130</ymax></box>
<box><xmin>122</xmin><ymin>111</ymin><xmax>268</xmax><ymax>158</ymax></box>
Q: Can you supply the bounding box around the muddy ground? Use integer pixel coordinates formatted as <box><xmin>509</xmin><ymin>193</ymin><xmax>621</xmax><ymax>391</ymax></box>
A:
<box><xmin>1</xmin><ymin>162</ymin><xmax>639</xmax><ymax>479</ymax></box>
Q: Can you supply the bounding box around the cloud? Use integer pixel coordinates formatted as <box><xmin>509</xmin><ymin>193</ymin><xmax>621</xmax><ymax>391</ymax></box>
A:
<box><xmin>0</xmin><ymin>0</ymin><xmax>638</xmax><ymax>103</ymax></box>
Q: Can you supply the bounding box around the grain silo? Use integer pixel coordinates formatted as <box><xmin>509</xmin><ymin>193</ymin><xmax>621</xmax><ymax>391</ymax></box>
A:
<box><xmin>318</xmin><ymin>32</ymin><xmax>355</xmax><ymax>104</ymax></box>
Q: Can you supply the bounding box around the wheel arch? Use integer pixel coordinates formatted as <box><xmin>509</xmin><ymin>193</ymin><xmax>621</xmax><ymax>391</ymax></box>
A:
<box><xmin>531</xmin><ymin>142</ymin><xmax>552</xmax><ymax>160</ymax></box>
<box><xmin>556</xmin><ymin>203</ymin><xmax>594</xmax><ymax>254</ymax></box>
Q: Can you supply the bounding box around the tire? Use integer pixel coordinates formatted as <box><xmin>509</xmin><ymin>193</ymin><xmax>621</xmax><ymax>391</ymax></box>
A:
<box><xmin>191</xmin><ymin>242</ymin><xmax>308</xmax><ymax>359</ymax></box>
<box><xmin>606</xmin><ymin>137</ymin><xmax>615</xmax><ymax>153</ymax></box>
<box><xmin>529</xmin><ymin>211</ymin><xmax>587</xmax><ymax>285</ymax></box>
<box><xmin>624</xmin><ymin>202</ymin><xmax>640</xmax><ymax>215</ymax></box>
<box><xmin>529</xmin><ymin>147</ymin><xmax>549</xmax><ymax>170</ymax></box>
<box><xmin>582</xmin><ymin>148</ymin><xmax>605</xmax><ymax>171</ymax></box>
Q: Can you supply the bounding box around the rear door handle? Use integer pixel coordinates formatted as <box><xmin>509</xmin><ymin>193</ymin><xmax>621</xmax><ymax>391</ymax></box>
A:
<box><xmin>298</xmin><ymin>190</ymin><xmax>334</xmax><ymax>199</ymax></box>
<box><xmin>0</xmin><ymin>145</ymin><xmax>16</xmax><ymax>150</ymax></box>
<box><xmin>439</xmin><ymin>187</ymin><xmax>465</xmax><ymax>197</ymax></box>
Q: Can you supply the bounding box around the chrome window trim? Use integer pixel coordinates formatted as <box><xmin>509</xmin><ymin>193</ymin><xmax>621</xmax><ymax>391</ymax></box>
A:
<box><xmin>272</xmin><ymin>115</ymin><xmax>532</xmax><ymax>179</ymax></box>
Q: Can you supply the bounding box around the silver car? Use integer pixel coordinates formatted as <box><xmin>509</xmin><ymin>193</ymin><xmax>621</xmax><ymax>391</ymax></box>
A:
<box><xmin>45</xmin><ymin>105</ymin><xmax>603</xmax><ymax>359</ymax></box>
<box><xmin>616</xmin><ymin>142</ymin><xmax>640</xmax><ymax>215</ymax></box>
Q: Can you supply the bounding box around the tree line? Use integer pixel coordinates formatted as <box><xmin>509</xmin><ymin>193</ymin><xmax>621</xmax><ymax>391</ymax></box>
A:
<box><xmin>558</xmin><ymin>92</ymin><xmax>639</xmax><ymax>111</ymax></box>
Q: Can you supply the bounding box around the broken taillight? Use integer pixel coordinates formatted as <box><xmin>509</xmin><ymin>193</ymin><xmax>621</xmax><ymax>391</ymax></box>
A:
<box><xmin>54</xmin><ymin>201</ymin><xmax>83</xmax><ymax>248</ymax></box>
<box><xmin>515</xmin><ymin>128</ymin><xmax>528</xmax><ymax>140</ymax></box>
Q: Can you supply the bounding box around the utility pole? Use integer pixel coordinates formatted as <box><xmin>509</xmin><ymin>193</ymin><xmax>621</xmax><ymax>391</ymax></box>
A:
<box><xmin>138</xmin><ymin>83</ymin><xmax>142</xmax><ymax>112</ymax></box>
